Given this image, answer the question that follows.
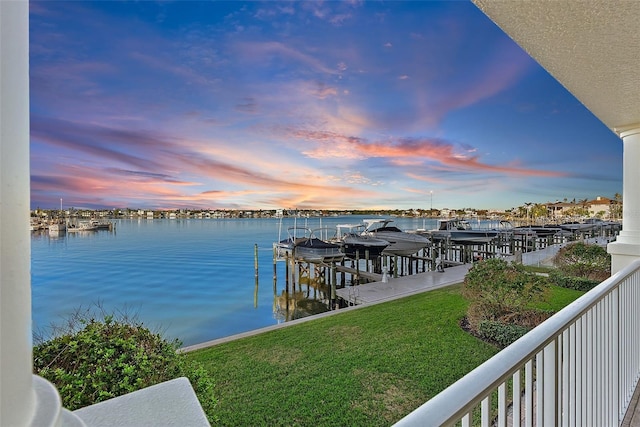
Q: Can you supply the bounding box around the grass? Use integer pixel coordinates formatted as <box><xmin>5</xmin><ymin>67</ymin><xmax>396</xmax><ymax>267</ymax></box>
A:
<box><xmin>186</xmin><ymin>283</ymin><xmax>584</xmax><ymax>426</ymax></box>
<box><xmin>540</xmin><ymin>285</ymin><xmax>586</xmax><ymax>311</ymax></box>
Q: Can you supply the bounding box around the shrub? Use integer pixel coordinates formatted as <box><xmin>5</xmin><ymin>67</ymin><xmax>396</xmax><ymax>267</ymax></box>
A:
<box><xmin>552</xmin><ymin>241</ymin><xmax>611</xmax><ymax>281</ymax></box>
<box><xmin>548</xmin><ymin>269</ymin><xmax>600</xmax><ymax>292</ymax></box>
<box><xmin>478</xmin><ymin>320</ymin><xmax>531</xmax><ymax>348</ymax></box>
<box><xmin>462</xmin><ymin>258</ymin><xmax>550</xmax><ymax>332</ymax></box>
<box><xmin>33</xmin><ymin>311</ymin><xmax>217</xmax><ymax>423</ymax></box>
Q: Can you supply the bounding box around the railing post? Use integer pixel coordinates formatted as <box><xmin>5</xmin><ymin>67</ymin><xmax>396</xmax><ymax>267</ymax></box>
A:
<box><xmin>612</xmin><ymin>288</ymin><xmax>620</xmax><ymax>425</ymax></box>
<box><xmin>543</xmin><ymin>340</ymin><xmax>558</xmax><ymax>425</ymax></box>
<box><xmin>525</xmin><ymin>360</ymin><xmax>534</xmax><ymax>427</ymax></box>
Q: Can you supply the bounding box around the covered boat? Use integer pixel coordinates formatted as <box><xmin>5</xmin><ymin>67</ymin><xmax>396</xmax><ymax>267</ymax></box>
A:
<box><xmin>361</xmin><ymin>219</ymin><xmax>429</xmax><ymax>256</ymax></box>
<box><xmin>429</xmin><ymin>218</ymin><xmax>507</xmax><ymax>243</ymax></box>
<box><xmin>334</xmin><ymin>224</ymin><xmax>389</xmax><ymax>259</ymax></box>
<box><xmin>274</xmin><ymin>227</ymin><xmax>344</xmax><ymax>263</ymax></box>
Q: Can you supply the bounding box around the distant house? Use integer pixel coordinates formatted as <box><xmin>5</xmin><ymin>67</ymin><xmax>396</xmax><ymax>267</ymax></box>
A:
<box><xmin>440</xmin><ymin>208</ymin><xmax>453</xmax><ymax>218</ymax></box>
<box><xmin>546</xmin><ymin>201</ymin><xmax>576</xmax><ymax>219</ymax></box>
<box><xmin>546</xmin><ymin>197</ymin><xmax>620</xmax><ymax>220</ymax></box>
<box><xmin>587</xmin><ymin>196</ymin><xmax>618</xmax><ymax>219</ymax></box>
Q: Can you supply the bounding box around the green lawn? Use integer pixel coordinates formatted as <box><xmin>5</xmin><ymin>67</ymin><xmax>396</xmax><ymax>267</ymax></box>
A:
<box><xmin>186</xmin><ymin>284</ymin><xmax>584</xmax><ymax>426</ymax></box>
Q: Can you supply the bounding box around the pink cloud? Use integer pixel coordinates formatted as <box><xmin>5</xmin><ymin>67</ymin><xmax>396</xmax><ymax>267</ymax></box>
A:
<box><xmin>31</xmin><ymin>118</ymin><xmax>394</xmax><ymax>209</ymax></box>
<box><xmin>287</xmin><ymin>127</ymin><xmax>567</xmax><ymax>178</ymax></box>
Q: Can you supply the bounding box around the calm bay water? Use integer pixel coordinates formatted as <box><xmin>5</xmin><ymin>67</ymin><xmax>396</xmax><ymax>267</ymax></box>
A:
<box><xmin>31</xmin><ymin>216</ymin><xmax>435</xmax><ymax>346</ymax></box>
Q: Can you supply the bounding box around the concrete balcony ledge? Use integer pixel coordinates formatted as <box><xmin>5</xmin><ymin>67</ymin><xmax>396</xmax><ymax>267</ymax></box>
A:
<box><xmin>73</xmin><ymin>377</ymin><xmax>209</xmax><ymax>427</ymax></box>
<box><xmin>30</xmin><ymin>375</ymin><xmax>86</xmax><ymax>427</ymax></box>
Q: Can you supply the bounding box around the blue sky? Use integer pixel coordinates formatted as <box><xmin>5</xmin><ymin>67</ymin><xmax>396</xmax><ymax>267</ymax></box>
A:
<box><xmin>29</xmin><ymin>1</ymin><xmax>622</xmax><ymax>211</ymax></box>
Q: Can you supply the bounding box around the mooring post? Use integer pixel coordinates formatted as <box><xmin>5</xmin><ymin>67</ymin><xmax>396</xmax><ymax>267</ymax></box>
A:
<box><xmin>254</xmin><ymin>243</ymin><xmax>259</xmax><ymax>278</ymax></box>
<box><xmin>285</xmin><ymin>251</ymin><xmax>290</xmax><ymax>294</ymax></box>
<box><xmin>331</xmin><ymin>262</ymin><xmax>337</xmax><ymax>310</ymax></box>
<box><xmin>394</xmin><ymin>255</ymin><xmax>398</xmax><ymax>278</ymax></box>
<box><xmin>272</xmin><ymin>245</ymin><xmax>277</xmax><ymax>294</ymax></box>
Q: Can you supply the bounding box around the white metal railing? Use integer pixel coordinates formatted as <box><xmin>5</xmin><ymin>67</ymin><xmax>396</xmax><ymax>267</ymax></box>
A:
<box><xmin>394</xmin><ymin>259</ymin><xmax>640</xmax><ymax>427</ymax></box>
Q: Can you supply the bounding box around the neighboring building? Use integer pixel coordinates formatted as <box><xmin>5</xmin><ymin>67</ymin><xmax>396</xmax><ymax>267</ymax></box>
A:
<box><xmin>546</xmin><ymin>201</ymin><xmax>575</xmax><ymax>219</ymax></box>
<box><xmin>587</xmin><ymin>195</ymin><xmax>619</xmax><ymax>219</ymax></box>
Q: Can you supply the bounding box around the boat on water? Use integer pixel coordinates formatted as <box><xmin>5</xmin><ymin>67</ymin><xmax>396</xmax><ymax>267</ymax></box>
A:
<box><xmin>274</xmin><ymin>227</ymin><xmax>344</xmax><ymax>263</ymax></box>
<box><xmin>558</xmin><ymin>221</ymin><xmax>598</xmax><ymax>232</ymax></box>
<box><xmin>514</xmin><ymin>224</ymin><xmax>563</xmax><ymax>237</ymax></box>
<box><xmin>48</xmin><ymin>220</ymin><xmax>66</xmax><ymax>233</ymax></box>
<box><xmin>428</xmin><ymin>218</ymin><xmax>508</xmax><ymax>243</ymax></box>
<box><xmin>67</xmin><ymin>221</ymin><xmax>98</xmax><ymax>232</ymax></box>
<box><xmin>90</xmin><ymin>219</ymin><xmax>113</xmax><ymax>230</ymax></box>
<box><xmin>361</xmin><ymin>219</ymin><xmax>429</xmax><ymax>256</ymax></box>
<box><xmin>334</xmin><ymin>224</ymin><xmax>389</xmax><ymax>260</ymax></box>
<box><xmin>49</xmin><ymin>199</ymin><xmax>67</xmax><ymax>233</ymax></box>
<box><xmin>30</xmin><ymin>219</ymin><xmax>44</xmax><ymax>231</ymax></box>
<box><xmin>583</xmin><ymin>217</ymin><xmax>621</xmax><ymax>231</ymax></box>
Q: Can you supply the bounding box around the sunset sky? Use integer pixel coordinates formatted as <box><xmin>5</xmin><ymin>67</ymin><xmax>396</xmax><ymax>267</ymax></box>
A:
<box><xmin>29</xmin><ymin>1</ymin><xmax>622</xmax><ymax>211</ymax></box>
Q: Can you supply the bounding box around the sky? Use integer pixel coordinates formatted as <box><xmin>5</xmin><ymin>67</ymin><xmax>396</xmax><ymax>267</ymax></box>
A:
<box><xmin>29</xmin><ymin>1</ymin><xmax>623</xmax><ymax>211</ymax></box>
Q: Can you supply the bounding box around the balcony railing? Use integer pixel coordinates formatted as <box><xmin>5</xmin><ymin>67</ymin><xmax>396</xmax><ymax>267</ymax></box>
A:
<box><xmin>395</xmin><ymin>259</ymin><xmax>640</xmax><ymax>427</ymax></box>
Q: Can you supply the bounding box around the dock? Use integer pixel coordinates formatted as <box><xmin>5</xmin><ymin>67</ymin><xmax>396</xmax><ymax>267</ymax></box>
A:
<box><xmin>335</xmin><ymin>237</ymin><xmax>610</xmax><ymax>306</ymax></box>
<box><xmin>336</xmin><ymin>264</ymin><xmax>472</xmax><ymax>304</ymax></box>
<box><xmin>334</xmin><ymin>265</ymin><xmax>382</xmax><ymax>283</ymax></box>
<box><xmin>270</xmin><ymin>219</ymin><xmax>617</xmax><ymax>310</ymax></box>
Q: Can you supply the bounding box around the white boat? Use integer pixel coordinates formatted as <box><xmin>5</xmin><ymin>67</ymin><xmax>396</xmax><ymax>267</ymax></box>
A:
<box><xmin>583</xmin><ymin>218</ymin><xmax>622</xmax><ymax>231</ymax></box>
<box><xmin>558</xmin><ymin>221</ymin><xmax>597</xmax><ymax>232</ymax></box>
<box><xmin>514</xmin><ymin>224</ymin><xmax>562</xmax><ymax>237</ymax></box>
<box><xmin>334</xmin><ymin>224</ymin><xmax>389</xmax><ymax>259</ymax></box>
<box><xmin>429</xmin><ymin>218</ymin><xmax>507</xmax><ymax>243</ymax></box>
<box><xmin>361</xmin><ymin>219</ymin><xmax>429</xmax><ymax>256</ymax></box>
<box><xmin>67</xmin><ymin>221</ymin><xmax>97</xmax><ymax>232</ymax></box>
<box><xmin>30</xmin><ymin>219</ymin><xmax>44</xmax><ymax>231</ymax></box>
<box><xmin>90</xmin><ymin>219</ymin><xmax>113</xmax><ymax>229</ymax></box>
<box><xmin>48</xmin><ymin>220</ymin><xmax>66</xmax><ymax>233</ymax></box>
<box><xmin>48</xmin><ymin>199</ymin><xmax>67</xmax><ymax>233</ymax></box>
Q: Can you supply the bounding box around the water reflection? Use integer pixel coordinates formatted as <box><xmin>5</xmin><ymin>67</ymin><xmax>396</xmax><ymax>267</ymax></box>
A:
<box><xmin>273</xmin><ymin>290</ymin><xmax>330</xmax><ymax>322</ymax></box>
<box><xmin>272</xmin><ymin>270</ymin><xmax>331</xmax><ymax>322</ymax></box>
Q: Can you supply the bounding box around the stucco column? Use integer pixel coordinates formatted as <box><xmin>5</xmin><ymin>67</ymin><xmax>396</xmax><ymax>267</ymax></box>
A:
<box><xmin>608</xmin><ymin>127</ymin><xmax>640</xmax><ymax>273</ymax></box>
<box><xmin>1</xmin><ymin>1</ymin><xmax>36</xmax><ymax>423</ymax></box>
<box><xmin>1</xmin><ymin>2</ymin><xmax>85</xmax><ymax>426</ymax></box>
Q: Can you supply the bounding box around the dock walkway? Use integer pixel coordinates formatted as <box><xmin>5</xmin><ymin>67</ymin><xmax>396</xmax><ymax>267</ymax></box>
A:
<box><xmin>335</xmin><ymin>265</ymin><xmax>383</xmax><ymax>283</ymax></box>
<box><xmin>335</xmin><ymin>264</ymin><xmax>472</xmax><ymax>304</ymax></box>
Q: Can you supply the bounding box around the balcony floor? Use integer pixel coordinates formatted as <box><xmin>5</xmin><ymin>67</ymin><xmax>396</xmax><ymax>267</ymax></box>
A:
<box><xmin>623</xmin><ymin>380</ymin><xmax>640</xmax><ymax>427</ymax></box>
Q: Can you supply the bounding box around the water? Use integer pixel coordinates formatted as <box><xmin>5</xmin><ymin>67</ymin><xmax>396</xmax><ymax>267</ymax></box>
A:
<box><xmin>32</xmin><ymin>216</ymin><xmax>436</xmax><ymax>346</ymax></box>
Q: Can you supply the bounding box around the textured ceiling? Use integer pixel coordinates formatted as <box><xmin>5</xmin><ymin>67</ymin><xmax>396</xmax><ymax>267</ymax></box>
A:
<box><xmin>473</xmin><ymin>0</ymin><xmax>640</xmax><ymax>135</ymax></box>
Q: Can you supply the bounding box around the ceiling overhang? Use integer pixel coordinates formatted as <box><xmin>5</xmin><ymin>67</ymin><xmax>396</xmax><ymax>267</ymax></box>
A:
<box><xmin>472</xmin><ymin>0</ymin><xmax>640</xmax><ymax>136</ymax></box>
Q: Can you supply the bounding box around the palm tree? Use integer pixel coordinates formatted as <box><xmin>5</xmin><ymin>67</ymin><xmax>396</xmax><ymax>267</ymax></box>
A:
<box><xmin>612</xmin><ymin>193</ymin><xmax>623</xmax><ymax>220</ymax></box>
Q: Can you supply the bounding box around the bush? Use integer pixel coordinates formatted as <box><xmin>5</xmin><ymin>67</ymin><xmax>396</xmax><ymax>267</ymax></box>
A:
<box><xmin>552</xmin><ymin>242</ymin><xmax>611</xmax><ymax>281</ymax></box>
<box><xmin>33</xmin><ymin>311</ymin><xmax>217</xmax><ymax>423</ymax></box>
<box><xmin>478</xmin><ymin>320</ymin><xmax>531</xmax><ymax>348</ymax></box>
<box><xmin>462</xmin><ymin>258</ymin><xmax>550</xmax><ymax>332</ymax></box>
<box><xmin>548</xmin><ymin>270</ymin><xmax>600</xmax><ymax>292</ymax></box>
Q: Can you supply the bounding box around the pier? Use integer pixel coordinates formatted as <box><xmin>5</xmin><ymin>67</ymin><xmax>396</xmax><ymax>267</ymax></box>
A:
<box><xmin>335</xmin><ymin>239</ymin><xmax>610</xmax><ymax>305</ymax></box>
<box><xmin>271</xmin><ymin>223</ymin><xmax>619</xmax><ymax>311</ymax></box>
